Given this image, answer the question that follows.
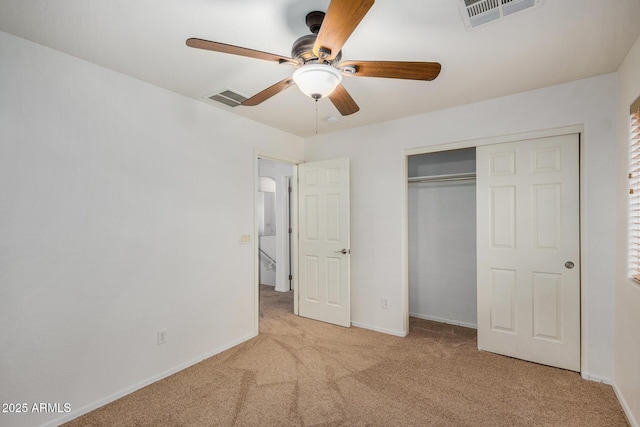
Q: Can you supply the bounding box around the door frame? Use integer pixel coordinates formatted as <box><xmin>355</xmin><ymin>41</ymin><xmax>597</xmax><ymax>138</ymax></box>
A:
<box><xmin>401</xmin><ymin>125</ymin><xmax>587</xmax><ymax>374</ymax></box>
<box><xmin>254</xmin><ymin>150</ymin><xmax>299</xmax><ymax>335</ymax></box>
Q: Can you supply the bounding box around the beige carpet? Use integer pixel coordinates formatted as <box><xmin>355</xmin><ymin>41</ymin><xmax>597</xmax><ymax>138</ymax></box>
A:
<box><xmin>65</xmin><ymin>285</ymin><xmax>628</xmax><ymax>426</ymax></box>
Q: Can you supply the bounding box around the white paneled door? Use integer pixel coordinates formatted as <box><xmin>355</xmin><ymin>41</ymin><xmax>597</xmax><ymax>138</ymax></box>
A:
<box><xmin>476</xmin><ymin>134</ymin><xmax>580</xmax><ymax>371</ymax></box>
<box><xmin>298</xmin><ymin>158</ymin><xmax>350</xmax><ymax>327</ymax></box>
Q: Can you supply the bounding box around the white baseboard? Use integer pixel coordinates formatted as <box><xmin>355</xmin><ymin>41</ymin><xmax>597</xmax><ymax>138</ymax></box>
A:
<box><xmin>351</xmin><ymin>321</ymin><xmax>407</xmax><ymax>337</ymax></box>
<box><xmin>409</xmin><ymin>312</ymin><xmax>477</xmax><ymax>329</ymax></box>
<box><xmin>612</xmin><ymin>382</ymin><xmax>639</xmax><ymax>427</ymax></box>
<box><xmin>44</xmin><ymin>332</ymin><xmax>257</xmax><ymax>427</ymax></box>
<box><xmin>581</xmin><ymin>374</ymin><xmax>638</xmax><ymax>427</ymax></box>
<box><xmin>351</xmin><ymin>314</ymin><xmax>477</xmax><ymax>338</ymax></box>
<box><xmin>581</xmin><ymin>372</ymin><xmax>612</xmax><ymax>384</ymax></box>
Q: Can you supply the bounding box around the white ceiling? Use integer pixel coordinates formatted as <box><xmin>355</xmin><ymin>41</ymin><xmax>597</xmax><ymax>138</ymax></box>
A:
<box><xmin>1</xmin><ymin>0</ymin><xmax>639</xmax><ymax>138</ymax></box>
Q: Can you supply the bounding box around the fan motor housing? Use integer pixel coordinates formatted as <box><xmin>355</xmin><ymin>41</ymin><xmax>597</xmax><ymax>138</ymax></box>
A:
<box><xmin>291</xmin><ymin>34</ymin><xmax>342</xmax><ymax>65</ymax></box>
<box><xmin>291</xmin><ymin>11</ymin><xmax>342</xmax><ymax>65</ymax></box>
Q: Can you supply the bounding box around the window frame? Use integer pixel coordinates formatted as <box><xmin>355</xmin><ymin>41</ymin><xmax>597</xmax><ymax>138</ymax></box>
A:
<box><xmin>629</xmin><ymin>95</ymin><xmax>640</xmax><ymax>282</ymax></box>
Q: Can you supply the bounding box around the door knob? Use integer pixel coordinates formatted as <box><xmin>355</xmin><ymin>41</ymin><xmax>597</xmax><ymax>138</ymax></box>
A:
<box><xmin>565</xmin><ymin>261</ymin><xmax>575</xmax><ymax>269</ymax></box>
<box><xmin>334</xmin><ymin>249</ymin><xmax>348</xmax><ymax>254</ymax></box>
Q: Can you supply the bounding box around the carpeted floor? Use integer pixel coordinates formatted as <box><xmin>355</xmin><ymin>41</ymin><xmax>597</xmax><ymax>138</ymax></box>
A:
<box><xmin>65</xmin><ymin>285</ymin><xmax>628</xmax><ymax>426</ymax></box>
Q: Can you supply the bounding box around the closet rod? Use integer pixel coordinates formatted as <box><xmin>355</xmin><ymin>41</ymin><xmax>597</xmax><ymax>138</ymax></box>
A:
<box><xmin>408</xmin><ymin>172</ymin><xmax>476</xmax><ymax>184</ymax></box>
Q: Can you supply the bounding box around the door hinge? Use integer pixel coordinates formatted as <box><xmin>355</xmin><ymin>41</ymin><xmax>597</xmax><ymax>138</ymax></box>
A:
<box><xmin>288</xmin><ymin>186</ymin><xmax>292</xmax><ymax>193</ymax></box>
<box><xmin>289</xmin><ymin>275</ymin><xmax>293</xmax><ymax>281</ymax></box>
<box><xmin>288</xmin><ymin>227</ymin><xmax>292</xmax><ymax>234</ymax></box>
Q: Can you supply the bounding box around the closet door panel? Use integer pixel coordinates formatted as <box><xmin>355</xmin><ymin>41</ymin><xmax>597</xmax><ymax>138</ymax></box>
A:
<box><xmin>477</xmin><ymin>134</ymin><xmax>580</xmax><ymax>372</ymax></box>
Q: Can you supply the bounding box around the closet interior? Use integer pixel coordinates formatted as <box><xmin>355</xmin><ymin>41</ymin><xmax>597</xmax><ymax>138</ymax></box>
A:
<box><xmin>408</xmin><ymin>148</ymin><xmax>478</xmax><ymax>328</ymax></box>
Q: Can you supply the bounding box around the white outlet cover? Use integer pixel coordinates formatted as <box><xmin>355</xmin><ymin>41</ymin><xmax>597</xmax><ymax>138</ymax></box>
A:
<box><xmin>157</xmin><ymin>329</ymin><xmax>167</xmax><ymax>345</ymax></box>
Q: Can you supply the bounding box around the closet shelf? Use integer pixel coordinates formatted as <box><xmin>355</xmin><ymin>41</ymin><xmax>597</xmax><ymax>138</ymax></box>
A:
<box><xmin>408</xmin><ymin>172</ymin><xmax>476</xmax><ymax>184</ymax></box>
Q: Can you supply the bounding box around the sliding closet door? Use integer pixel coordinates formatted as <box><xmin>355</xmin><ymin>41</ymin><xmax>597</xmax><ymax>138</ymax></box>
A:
<box><xmin>476</xmin><ymin>134</ymin><xmax>580</xmax><ymax>371</ymax></box>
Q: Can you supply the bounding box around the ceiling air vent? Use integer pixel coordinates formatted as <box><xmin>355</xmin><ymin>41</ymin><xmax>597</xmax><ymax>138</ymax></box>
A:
<box><xmin>458</xmin><ymin>0</ymin><xmax>541</xmax><ymax>29</ymax></box>
<box><xmin>205</xmin><ymin>89</ymin><xmax>248</xmax><ymax>108</ymax></box>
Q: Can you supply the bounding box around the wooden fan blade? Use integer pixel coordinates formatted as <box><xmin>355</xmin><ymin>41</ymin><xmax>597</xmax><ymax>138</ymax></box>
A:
<box><xmin>242</xmin><ymin>78</ymin><xmax>295</xmax><ymax>106</ymax></box>
<box><xmin>186</xmin><ymin>38</ymin><xmax>298</xmax><ymax>65</ymax></box>
<box><xmin>313</xmin><ymin>0</ymin><xmax>375</xmax><ymax>61</ymax></box>
<box><xmin>328</xmin><ymin>84</ymin><xmax>360</xmax><ymax>116</ymax></box>
<box><xmin>340</xmin><ymin>61</ymin><xmax>441</xmax><ymax>81</ymax></box>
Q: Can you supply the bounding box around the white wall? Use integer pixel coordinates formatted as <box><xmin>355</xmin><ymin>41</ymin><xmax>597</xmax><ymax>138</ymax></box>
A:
<box><xmin>305</xmin><ymin>73</ymin><xmax>617</xmax><ymax>381</ymax></box>
<box><xmin>614</xmin><ymin>34</ymin><xmax>640</xmax><ymax>426</ymax></box>
<box><xmin>0</xmin><ymin>31</ymin><xmax>303</xmax><ymax>427</ymax></box>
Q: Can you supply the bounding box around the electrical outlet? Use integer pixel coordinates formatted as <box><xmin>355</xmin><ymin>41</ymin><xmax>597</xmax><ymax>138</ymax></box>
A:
<box><xmin>381</xmin><ymin>297</ymin><xmax>390</xmax><ymax>309</ymax></box>
<box><xmin>157</xmin><ymin>329</ymin><xmax>167</xmax><ymax>345</ymax></box>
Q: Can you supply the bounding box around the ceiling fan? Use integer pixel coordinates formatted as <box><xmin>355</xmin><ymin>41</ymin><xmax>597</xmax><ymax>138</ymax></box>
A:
<box><xmin>186</xmin><ymin>0</ymin><xmax>441</xmax><ymax>116</ymax></box>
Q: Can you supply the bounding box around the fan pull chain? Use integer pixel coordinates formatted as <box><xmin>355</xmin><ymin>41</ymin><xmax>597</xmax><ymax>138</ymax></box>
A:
<box><xmin>315</xmin><ymin>99</ymin><xmax>319</xmax><ymax>135</ymax></box>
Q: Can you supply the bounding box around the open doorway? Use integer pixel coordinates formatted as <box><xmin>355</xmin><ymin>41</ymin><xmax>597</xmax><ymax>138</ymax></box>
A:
<box><xmin>257</xmin><ymin>158</ymin><xmax>295</xmax><ymax>321</ymax></box>
<box><xmin>407</xmin><ymin>148</ymin><xmax>477</xmax><ymax>329</ymax></box>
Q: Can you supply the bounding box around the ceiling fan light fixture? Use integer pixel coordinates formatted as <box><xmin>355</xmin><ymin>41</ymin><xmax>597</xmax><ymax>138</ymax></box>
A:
<box><xmin>292</xmin><ymin>64</ymin><xmax>342</xmax><ymax>100</ymax></box>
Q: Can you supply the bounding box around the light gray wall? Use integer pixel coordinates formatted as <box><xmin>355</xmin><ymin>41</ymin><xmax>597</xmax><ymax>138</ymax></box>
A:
<box><xmin>408</xmin><ymin>181</ymin><xmax>477</xmax><ymax>327</ymax></box>
<box><xmin>408</xmin><ymin>149</ymin><xmax>476</xmax><ymax>177</ymax></box>
<box><xmin>0</xmin><ymin>31</ymin><xmax>303</xmax><ymax>427</ymax></box>
<box><xmin>305</xmin><ymin>73</ymin><xmax>617</xmax><ymax>382</ymax></box>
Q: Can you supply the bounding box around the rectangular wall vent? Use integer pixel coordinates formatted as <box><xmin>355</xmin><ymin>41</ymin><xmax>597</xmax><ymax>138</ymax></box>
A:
<box><xmin>205</xmin><ymin>89</ymin><xmax>248</xmax><ymax>108</ymax></box>
<box><xmin>458</xmin><ymin>0</ymin><xmax>540</xmax><ymax>29</ymax></box>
